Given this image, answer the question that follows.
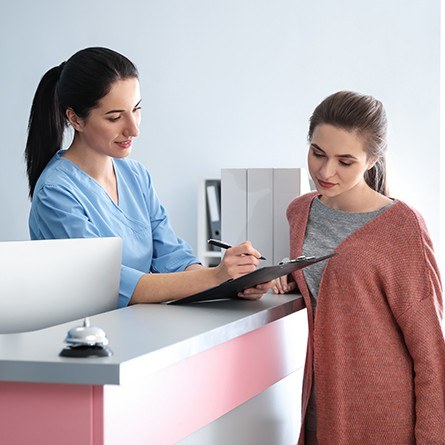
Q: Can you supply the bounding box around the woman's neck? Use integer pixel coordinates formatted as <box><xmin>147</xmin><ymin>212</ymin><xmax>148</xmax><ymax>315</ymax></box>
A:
<box><xmin>319</xmin><ymin>183</ymin><xmax>392</xmax><ymax>213</ymax></box>
<box><xmin>63</xmin><ymin>141</ymin><xmax>114</xmax><ymax>184</ymax></box>
<box><xmin>63</xmin><ymin>139</ymin><xmax>119</xmax><ymax>204</ymax></box>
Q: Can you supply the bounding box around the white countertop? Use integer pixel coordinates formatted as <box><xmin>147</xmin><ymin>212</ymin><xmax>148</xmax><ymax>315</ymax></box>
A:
<box><xmin>0</xmin><ymin>292</ymin><xmax>305</xmax><ymax>386</ymax></box>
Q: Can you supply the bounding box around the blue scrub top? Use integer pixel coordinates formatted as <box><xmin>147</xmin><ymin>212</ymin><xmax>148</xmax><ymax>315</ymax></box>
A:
<box><xmin>29</xmin><ymin>150</ymin><xmax>199</xmax><ymax>308</ymax></box>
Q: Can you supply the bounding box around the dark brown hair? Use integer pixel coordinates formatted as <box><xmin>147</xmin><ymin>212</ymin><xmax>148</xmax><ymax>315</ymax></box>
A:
<box><xmin>308</xmin><ymin>90</ymin><xmax>388</xmax><ymax>196</ymax></box>
<box><xmin>25</xmin><ymin>47</ymin><xmax>139</xmax><ymax>198</ymax></box>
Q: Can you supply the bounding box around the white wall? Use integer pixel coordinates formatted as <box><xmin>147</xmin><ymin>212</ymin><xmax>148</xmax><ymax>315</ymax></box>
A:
<box><xmin>0</xmin><ymin>0</ymin><xmax>441</xmax><ymax>265</ymax></box>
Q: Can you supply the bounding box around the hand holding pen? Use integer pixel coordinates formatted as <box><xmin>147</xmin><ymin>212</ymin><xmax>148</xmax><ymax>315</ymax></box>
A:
<box><xmin>208</xmin><ymin>239</ymin><xmax>272</xmax><ymax>300</ymax></box>
<box><xmin>208</xmin><ymin>239</ymin><xmax>266</xmax><ymax>260</ymax></box>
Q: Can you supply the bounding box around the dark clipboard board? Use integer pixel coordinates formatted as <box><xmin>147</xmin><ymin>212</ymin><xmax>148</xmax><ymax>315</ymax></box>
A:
<box><xmin>168</xmin><ymin>253</ymin><xmax>335</xmax><ymax>305</ymax></box>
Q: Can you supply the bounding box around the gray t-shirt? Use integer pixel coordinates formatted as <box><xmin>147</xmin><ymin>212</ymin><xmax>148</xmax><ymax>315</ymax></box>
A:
<box><xmin>303</xmin><ymin>197</ymin><xmax>394</xmax><ymax>312</ymax></box>
<box><xmin>303</xmin><ymin>196</ymin><xmax>394</xmax><ymax>432</ymax></box>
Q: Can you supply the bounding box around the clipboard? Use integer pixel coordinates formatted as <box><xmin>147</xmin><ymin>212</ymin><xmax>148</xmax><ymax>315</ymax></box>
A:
<box><xmin>169</xmin><ymin>253</ymin><xmax>335</xmax><ymax>304</ymax></box>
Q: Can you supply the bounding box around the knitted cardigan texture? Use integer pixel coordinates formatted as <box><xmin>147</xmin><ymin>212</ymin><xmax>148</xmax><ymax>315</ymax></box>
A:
<box><xmin>287</xmin><ymin>192</ymin><xmax>445</xmax><ymax>445</ymax></box>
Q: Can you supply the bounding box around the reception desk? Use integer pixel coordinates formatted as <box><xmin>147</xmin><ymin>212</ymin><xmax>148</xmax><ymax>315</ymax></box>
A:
<box><xmin>0</xmin><ymin>293</ymin><xmax>307</xmax><ymax>445</ymax></box>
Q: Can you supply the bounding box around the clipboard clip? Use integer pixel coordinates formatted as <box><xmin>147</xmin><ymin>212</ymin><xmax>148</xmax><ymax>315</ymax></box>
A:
<box><xmin>279</xmin><ymin>255</ymin><xmax>315</xmax><ymax>265</ymax></box>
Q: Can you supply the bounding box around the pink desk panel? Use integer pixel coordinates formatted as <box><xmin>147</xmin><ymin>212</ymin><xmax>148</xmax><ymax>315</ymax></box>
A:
<box><xmin>0</xmin><ymin>313</ymin><xmax>303</xmax><ymax>445</ymax></box>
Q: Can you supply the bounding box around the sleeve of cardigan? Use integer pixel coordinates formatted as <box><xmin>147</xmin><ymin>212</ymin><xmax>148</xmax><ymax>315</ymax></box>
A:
<box><xmin>394</xmin><ymin>240</ymin><xmax>445</xmax><ymax>444</ymax></box>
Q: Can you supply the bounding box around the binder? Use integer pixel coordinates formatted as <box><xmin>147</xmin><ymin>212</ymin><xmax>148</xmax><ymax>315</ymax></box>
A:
<box><xmin>221</xmin><ymin>168</ymin><xmax>311</xmax><ymax>264</ymax></box>
<box><xmin>205</xmin><ymin>180</ymin><xmax>221</xmax><ymax>250</ymax></box>
<box><xmin>169</xmin><ymin>254</ymin><xmax>335</xmax><ymax>304</ymax></box>
<box><xmin>273</xmin><ymin>169</ymin><xmax>310</xmax><ymax>264</ymax></box>
<box><xmin>221</xmin><ymin>169</ymin><xmax>247</xmax><ymax>246</ymax></box>
<box><xmin>247</xmin><ymin>169</ymin><xmax>273</xmax><ymax>266</ymax></box>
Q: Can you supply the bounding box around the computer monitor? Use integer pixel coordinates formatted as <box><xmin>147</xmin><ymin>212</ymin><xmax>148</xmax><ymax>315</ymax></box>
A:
<box><xmin>0</xmin><ymin>237</ymin><xmax>122</xmax><ymax>334</ymax></box>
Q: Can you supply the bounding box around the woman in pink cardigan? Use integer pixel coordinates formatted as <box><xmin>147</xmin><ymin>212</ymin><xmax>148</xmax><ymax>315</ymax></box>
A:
<box><xmin>277</xmin><ymin>91</ymin><xmax>445</xmax><ymax>444</ymax></box>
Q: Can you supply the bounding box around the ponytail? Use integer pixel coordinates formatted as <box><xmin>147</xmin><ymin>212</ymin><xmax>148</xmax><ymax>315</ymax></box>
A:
<box><xmin>364</xmin><ymin>157</ymin><xmax>388</xmax><ymax>196</ymax></box>
<box><xmin>25</xmin><ymin>63</ymin><xmax>66</xmax><ymax>198</ymax></box>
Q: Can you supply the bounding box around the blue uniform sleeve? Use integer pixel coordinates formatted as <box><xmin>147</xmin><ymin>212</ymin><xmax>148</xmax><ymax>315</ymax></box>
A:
<box><xmin>142</xmin><ymin>170</ymin><xmax>199</xmax><ymax>274</ymax></box>
<box><xmin>30</xmin><ymin>185</ymin><xmax>145</xmax><ymax>308</ymax></box>
<box><xmin>149</xmin><ymin>201</ymin><xmax>199</xmax><ymax>273</ymax></box>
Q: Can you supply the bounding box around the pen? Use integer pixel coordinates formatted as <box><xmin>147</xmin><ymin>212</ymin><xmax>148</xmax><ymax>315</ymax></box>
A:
<box><xmin>207</xmin><ymin>239</ymin><xmax>266</xmax><ymax>260</ymax></box>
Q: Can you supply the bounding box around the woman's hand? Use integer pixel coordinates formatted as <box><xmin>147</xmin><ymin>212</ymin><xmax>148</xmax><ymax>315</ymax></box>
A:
<box><xmin>240</xmin><ymin>274</ymin><xmax>298</xmax><ymax>300</ymax></box>
<box><xmin>237</xmin><ymin>281</ymin><xmax>274</xmax><ymax>300</ymax></box>
<box><xmin>272</xmin><ymin>274</ymin><xmax>297</xmax><ymax>294</ymax></box>
<box><xmin>214</xmin><ymin>241</ymin><xmax>272</xmax><ymax>300</ymax></box>
<box><xmin>214</xmin><ymin>241</ymin><xmax>262</xmax><ymax>282</ymax></box>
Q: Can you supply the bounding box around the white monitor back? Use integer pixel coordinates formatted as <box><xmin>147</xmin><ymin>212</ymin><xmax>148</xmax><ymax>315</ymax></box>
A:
<box><xmin>0</xmin><ymin>237</ymin><xmax>122</xmax><ymax>334</ymax></box>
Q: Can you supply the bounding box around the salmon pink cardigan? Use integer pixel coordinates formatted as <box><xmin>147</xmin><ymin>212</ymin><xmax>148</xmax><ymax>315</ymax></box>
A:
<box><xmin>287</xmin><ymin>192</ymin><xmax>445</xmax><ymax>445</ymax></box>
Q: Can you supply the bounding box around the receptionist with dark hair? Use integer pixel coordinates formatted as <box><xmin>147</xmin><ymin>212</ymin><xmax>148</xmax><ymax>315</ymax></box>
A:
<box><xmin>25</xmin><ymin>47</ymin><xmax>272</xmax><ymax>307</ymax></box>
